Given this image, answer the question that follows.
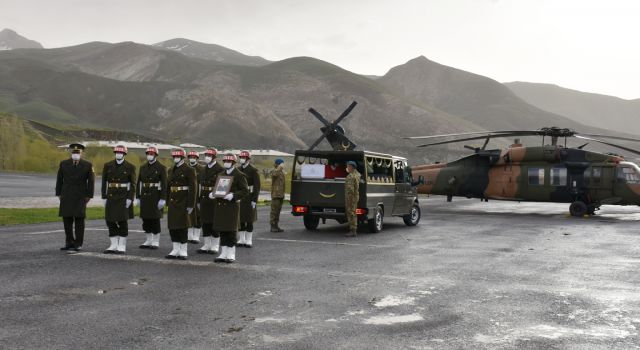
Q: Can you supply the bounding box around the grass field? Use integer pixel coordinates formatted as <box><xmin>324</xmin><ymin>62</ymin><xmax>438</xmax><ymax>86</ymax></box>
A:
<box><xmin>0</xmin><ymin>201</ymin><xmax>282</xmax><ymax>226</ymax></box>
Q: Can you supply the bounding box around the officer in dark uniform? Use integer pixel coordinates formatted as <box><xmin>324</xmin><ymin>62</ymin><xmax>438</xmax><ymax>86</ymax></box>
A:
<box><xmin>187</xmin><ymin>150</ymin><xmax>204</xmax><ymax>244</ymax></box>
<box><xmin>211</xmin><ymin>153</ymin><xmax>249</xmax><ymax>263</ymax></box>
<box><xmin>136</xmin><ymin>146</ymin><xmax>167</xmax><ymax>249</ymax></box>
<box><xmin>101</xmin><ymin>145</ymin><xmax>136</xmax><ymax>254</ymax></box>
<box><xmin>166</xmin><ymin>148</ymin><xmax>197</xmax><ymax>260</ymax></box>
<box><xmin>237</xmin><ymin>150</ymin><xmax>261</xmax><ymax>248</ymax></box>
<box><xmin>197</xmin><ymin>148</ymin><xmax>224</xmax><ymax>254</ymax></box>
<box><xmin>55</xmin><ymin>143</ymin><xmax>95</xmax><ymax>251</ymax></box>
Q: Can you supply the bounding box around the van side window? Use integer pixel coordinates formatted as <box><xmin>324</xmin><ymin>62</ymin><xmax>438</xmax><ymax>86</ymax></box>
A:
<box><xmin>528</xmin><ymin>168</ymin><xmax>544</xmax><ymax>186</ymax></box>
<box><xmin>366</xmin><ymin>157</ymin><xmax>393</xmax><ymax>183</ymax></box>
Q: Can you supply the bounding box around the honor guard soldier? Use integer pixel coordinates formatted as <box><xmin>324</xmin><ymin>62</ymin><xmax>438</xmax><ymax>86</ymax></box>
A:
<box><xmin>270</xmin><ymin>158</ymin><xmax>286</xmax><ymax>232</ymax></box>
<box><xmin>136</xmin><ymin>146</ymin><xmax>168</xmax><ymax>249</ymax></box>
<box><xmin>56</xmin><ymin>143</ymin><xmax>95</xmax><ymax>251</ymax></box>
<box><xmin>344</xmin><ymin>161</ymin><xmax>361</xmax><ymax>237</ymax></box>
<box><xmin>166</xmin><ymin>149</ymin><xmax>197</xmax><ymax>260</ymax></box>
<box><xmin>210</xmin><ymin>153</ymin><xmax>249</xmax><ymax>263</ymax></box>
<box><xmin>102</xmin><ymin>145</ymin><xmax>136</xmax><ymax>254</ymax></box>
<box><xmin>197</xmin><ymin>148</ymin><xmax>224</xmax><ymax>254</ymax></box>
<box><xmin>187</xmin><ymin>150</ymin><xmax>204</xmax><ymax>244</ymax></box>
<box><xmin>237</xmin><ymin>151</ymin><xmax>261</xmax><ymax>248</ymax></box>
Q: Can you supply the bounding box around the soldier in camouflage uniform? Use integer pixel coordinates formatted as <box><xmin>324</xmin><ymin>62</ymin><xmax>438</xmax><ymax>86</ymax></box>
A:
<box><xmin>344</xmin><ymin>161</ymin><xmax>360</xmax><ymax>237</ymax></box>
<box><xmin>166</xmin><ymin>149</ymin><xmax>197</xmax><ymax>260</ymax></box>
<box><xmin>211</xmin><ymin>154</ymin><xmax>249</xmax><ymax>263</ymax></box>
<box><xmin>55</xmin><ymin>143</ymin><xmax>95</xmax><ymax>252</ymax></box>
<box><xmin>270</xmin><ymin>158</ymin><xmax>286</xmax><ymax>232</ymax></box>
<box><xmin>101</xmin><ymin>145</ymin><xmax>136</xmax><ymax>253</ymax></box>
<box><xmin>187</xmin><ymin>151</ymin><xmax>204</xmax><ymax>244</ymax></box>
<box><xmin>197</xmin><ymin>148</ymin><xmax>224</xmax><ymax>254</ymax></box>
<box><xmin>237</xmin><ymin>151</ymin><xmax>261</xmax><ymax>247</ymax></box>
<box><xmin>136</xmin><ymin>146</ymin><xmax>167</xmax><ymax>250</ymax></box>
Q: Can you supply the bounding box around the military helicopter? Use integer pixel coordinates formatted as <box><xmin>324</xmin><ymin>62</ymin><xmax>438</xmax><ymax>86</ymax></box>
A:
<box><xmin>406</xmin><ymin>127</ymin><xmax>640</xmax><ymax>217</ymax></box>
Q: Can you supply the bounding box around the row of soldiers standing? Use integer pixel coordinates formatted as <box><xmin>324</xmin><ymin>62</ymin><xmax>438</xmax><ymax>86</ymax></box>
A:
<box><xmin>56</xmin><ymin>143</ymin><xmax>287</xmax><ymax>263</ymax></box>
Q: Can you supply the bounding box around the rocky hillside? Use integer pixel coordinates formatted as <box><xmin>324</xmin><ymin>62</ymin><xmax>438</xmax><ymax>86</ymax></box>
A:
<box><xmin>154</xmin><ymin>38</ymin><xmax>271</xmax><ymax>66</ymax></box>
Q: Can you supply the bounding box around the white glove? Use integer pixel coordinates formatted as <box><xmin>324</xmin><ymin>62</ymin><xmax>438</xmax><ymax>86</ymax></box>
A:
<box><xmin>223</xmin><ymin>193</ymin><xmax>234</xmax><ymax>201</ymax></box>
<box><xmin>208</xmin><ymin>192</ymin><xmax>215</xmax><ymax>199</ymax></box>
<box><xmin>134</xmin><ymin>198</ymin><xmax>140</xmax><ymax>207</ymax></box>
<box><xmin>187</xmin><ymin>207</ymin><xmax>193</xmax><ymax>214</ymax></box>
<box><xmin>126</xmin><ymin>199</ymin><xmax>132</xmax><ymax>208</ymax></box>
<box><xmin>251</xmin><ymin>201</ymin><xmax>257</xmax><ymax>209</ymax></box>
<box><xmin>157</xmin><ymin>199</ymin><xmax>165</xmax><ymax>210</ymax></box>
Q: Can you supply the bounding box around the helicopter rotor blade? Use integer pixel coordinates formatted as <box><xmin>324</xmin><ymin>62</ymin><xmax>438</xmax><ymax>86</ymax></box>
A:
<box><xmin>308</xmin><ymin>133</ymin><xmax>329</xmax><ymax>151</ymax></box>
<box><xmin>404</xmin><ymin>130</ymin><xmax>540</xmax><ymax>140</ymax></box>
<box><xmin>577</xmin><ymin>133</ymin><xmax>640</xmax><ymax>143</ymax></box>
<box><xmin>574</xmin><ymin>135</ymin><xmax>640</xmax><ymax>156</ymax></box>
<box><xmin>416</xmin><ymin>132</ymin><xmax>536</xmax><ymax>148</ymax></box>
<box><xmin>308</xmin><ymin>108</ymin><xmax>331</xmax><ymax>127</ymax></box>
<box><xmin>332</xmin><ymin>101</ymin><xmax>358</xmax><ymax>126</ymax></box>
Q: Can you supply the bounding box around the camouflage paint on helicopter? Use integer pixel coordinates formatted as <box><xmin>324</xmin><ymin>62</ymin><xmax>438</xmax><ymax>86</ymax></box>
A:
<box><xmin>412</xmin><ymin>143</ymin><xmax>640</xmax><ymax>216</ymax></box>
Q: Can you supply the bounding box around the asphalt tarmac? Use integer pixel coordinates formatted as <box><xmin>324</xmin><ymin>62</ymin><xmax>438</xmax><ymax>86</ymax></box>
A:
<box><xmin>1</xmin><ymin>198</ymin><xmax>640</xmax><ymax>349</ymax></box>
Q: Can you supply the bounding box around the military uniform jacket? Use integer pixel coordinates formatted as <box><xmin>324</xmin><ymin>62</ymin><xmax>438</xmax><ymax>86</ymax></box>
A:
<box><xmin>56</xmin><ymin>158</ymin><xmax>95</xmax><ymax>218</ymax></box>
<box><xmin>345</xmin><ymin>169</ymin><xmax>361</xmax><ymax>208</ymax></box>
<box><xmin>199</xmin><ymin>162</ymin><xmax>224</xmax><ymax>224</ymax></box>
<box><xmin>189</xmin><ymin>164</ymin><xmax>204</xmax><ymax>226</ymax></box>
<box><xmin>239</xmin><ymin>164</ymin><xmax>261</xmax><ymax>223</ymax></box>
<box><xmin>102</xmin><ymin>159</ymin><xmax>136</xmax><ymax>222</ymax></box>
<box><xmin>167</xmin><ymin>163</ymin><xmax>197</xmax><ymax>230</ymax></box>
<box><xmin>271</xmin><ymin>166</ymin><xmax>286</xmax><ymax>199</ymax></box>
<box><xmin>212</xmin><ymin>168</ymin><xmax>249</xmax><ymax>232</ymax></box>
<box><xmin>137</xmin><ymin>161</ymin><xmax>168</xmax><ymax>219</ymax></box>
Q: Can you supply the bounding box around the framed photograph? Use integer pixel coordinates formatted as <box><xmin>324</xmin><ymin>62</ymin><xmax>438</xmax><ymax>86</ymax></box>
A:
<box><xmin>213</xmin><ymin>176</ymin><xmax>234</xmax><ymax>198</ymax></box>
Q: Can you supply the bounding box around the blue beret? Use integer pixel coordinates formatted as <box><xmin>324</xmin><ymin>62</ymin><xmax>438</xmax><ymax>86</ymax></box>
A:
<box><xmin>347</xmin><ymin>161</ymin><xmax>357</xmax><ymax>167</ymax></box>
<box><xmin>275</xmin><ymin>158</ymin><xmax>284</xmax><ymax>165</ymax></box>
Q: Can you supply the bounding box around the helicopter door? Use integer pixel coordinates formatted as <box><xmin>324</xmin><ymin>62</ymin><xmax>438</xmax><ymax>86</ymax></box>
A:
<box><xmin>393</xmin><ymin>160</ymin><xmax>413</xmax><ymax>215</ymax></box>
<box><xmin>586</xmin><ymin>166</ymin><xmax>614</xmax><ymax>200</ymax></box>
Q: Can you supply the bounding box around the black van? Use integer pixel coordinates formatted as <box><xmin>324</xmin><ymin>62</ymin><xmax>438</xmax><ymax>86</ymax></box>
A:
<box><xmin>290</xmin><ymin>150</ymin><xmax>421</xmax><ymax>233</ymax></box>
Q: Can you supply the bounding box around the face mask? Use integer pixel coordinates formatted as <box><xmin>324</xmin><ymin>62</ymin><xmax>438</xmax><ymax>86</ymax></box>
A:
<box><xmin>146</xmin><ymin>155</ymin><xmax>155</xmax><ymax>162</ymax></box>
<box><xmin>204</xmin><ymin>156</ymin><xmax>213</xmax><ymax>164</ymax></box>
<box><xmin>115</xmin><ymin>153</ymin><xmax>124</xmax><ymax>160</ymax></box>
<box><xmin>223</xmin><ymin>162</ymin><xmax>233</xmax><ymax>169</ymax></box>
<box><xmin>189</xmin><ymin>159</ymin><xmax>197</xmax><ymax>166</ymax></box>
<box><xmin>174</xmin><ymin>157</ymin><xmax>182</xmax><ymax>164</ymax></box>
<box><xmin>239</xmin><ymin>158</ymin><xmax>247</xmax><ymax>165</ymax></box>
<box><xmin>71</xmin><ymin>153</ymin><xmax>81</xmax><ymax>161</ymax></box>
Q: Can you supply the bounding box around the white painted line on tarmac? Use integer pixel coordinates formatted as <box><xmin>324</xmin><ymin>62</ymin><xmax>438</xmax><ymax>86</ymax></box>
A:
<box><xmin>76</xmin><ymin>252</ymin><xmax>213</xmax><ymax>266</ymax></box>
<box><xmin>255</xmin><ymin>237</ymin><xmax>393</xmax><ymax>248</ymax></box>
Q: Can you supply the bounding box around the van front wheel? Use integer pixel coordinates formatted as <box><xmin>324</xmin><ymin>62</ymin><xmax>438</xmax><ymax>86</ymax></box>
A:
<box><xmin>403</xmin><ymin>203</ymin><xmax>421</xmax><ymax>226</ymax></box>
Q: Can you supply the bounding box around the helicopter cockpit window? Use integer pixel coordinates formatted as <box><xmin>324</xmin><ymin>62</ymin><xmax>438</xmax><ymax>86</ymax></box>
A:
<box><xmin>550</xmin><ymin>167</ymin><xmax>567</xmax><ymax>186</ymax></box>
<box><xmin>617</xmin><ymin>163</ymin><xmax>640</xmax><ymax>184</ymax></box>
<box><xmin>366</xmin><ymin>157</ymin><xmax>393</xmax><ymax>184</ymax></box>
<box><xmin>527</xmin><ymin>167</ymin><xmax>545</xmax><ymax>186</ymax></box>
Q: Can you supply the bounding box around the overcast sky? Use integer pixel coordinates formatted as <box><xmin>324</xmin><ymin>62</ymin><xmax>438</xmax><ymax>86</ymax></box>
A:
<box><xmin>2</xmin><ymin>0</ymin><xmax>639</xmax><ymax>99</ymax></box>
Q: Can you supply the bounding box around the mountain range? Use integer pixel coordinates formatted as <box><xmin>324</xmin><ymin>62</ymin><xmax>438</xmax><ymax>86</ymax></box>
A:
<box><xmin>0</xmin><ymin>29</ymin><xmax>43</xmax><ymax>50</ymax></box>
<box><xmin>0</xmin><ymin>28</ymin><xmax>637</xmax><ymax>163</ymax></box>
<box><xmin>505</xmin><ymin>82</ymin><xmax>640</xmax><ymax>136</ymax></box>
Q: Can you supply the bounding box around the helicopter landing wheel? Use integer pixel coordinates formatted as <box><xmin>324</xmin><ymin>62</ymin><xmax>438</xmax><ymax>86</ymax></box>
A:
<box><xmin>569</xmin><ymin>201</ymin><xmax>588</xmax><ymax>217</ymax></box>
